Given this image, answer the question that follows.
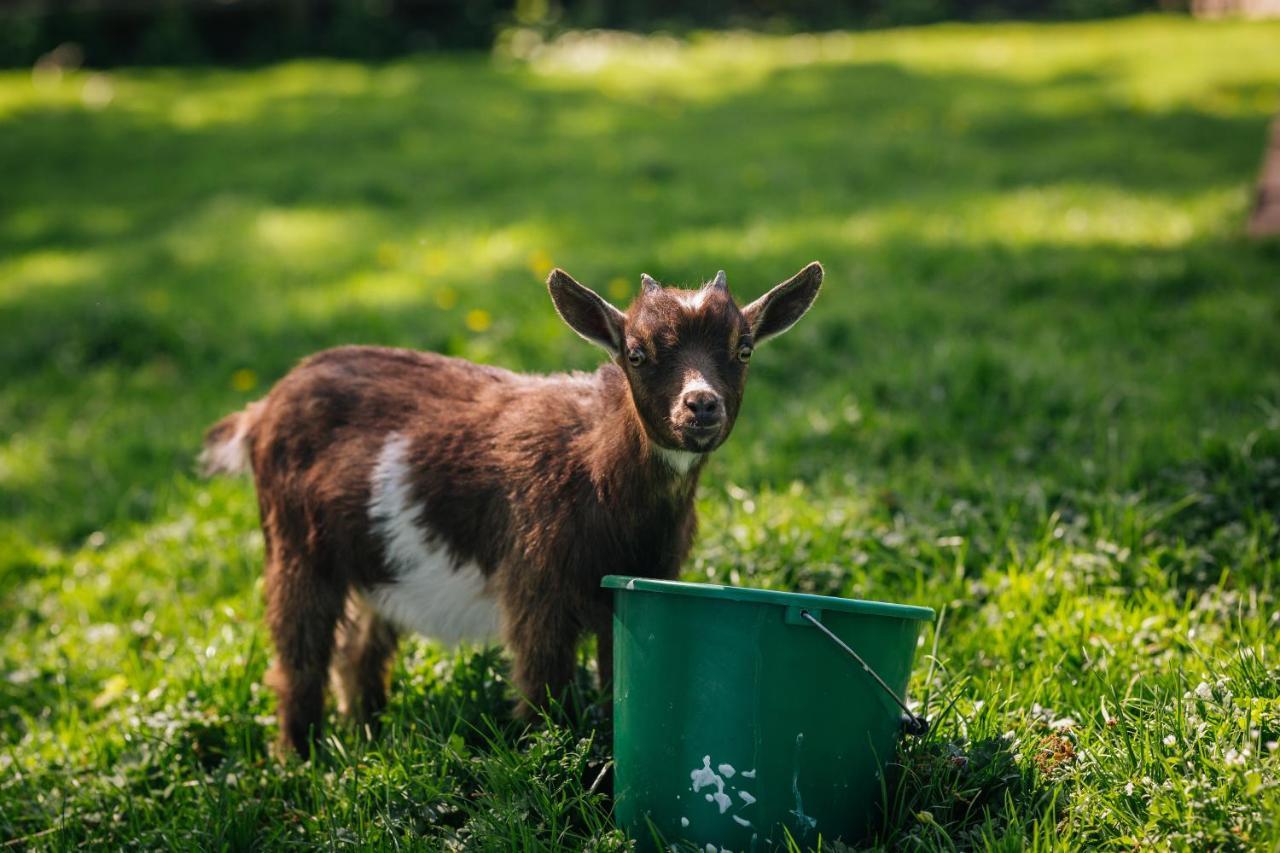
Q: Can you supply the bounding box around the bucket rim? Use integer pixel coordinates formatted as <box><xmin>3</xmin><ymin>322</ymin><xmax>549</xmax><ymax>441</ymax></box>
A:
<box><xmin>602</xmin><ymin>575</ymin><xmax>935</xmax><ymax>622</ymax></box>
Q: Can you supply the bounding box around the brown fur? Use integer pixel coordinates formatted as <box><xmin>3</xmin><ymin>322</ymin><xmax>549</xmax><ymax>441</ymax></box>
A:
<box><xmin>202</xmin><ymin>263</ymin><xmax>822</xmax><ymax>754</ymax></box>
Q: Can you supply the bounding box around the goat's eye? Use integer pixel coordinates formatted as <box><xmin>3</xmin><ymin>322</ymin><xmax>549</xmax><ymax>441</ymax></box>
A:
<box><xmin>627</xmin><ymin>347</ymin><xmax>646</xmax><ymax>367</ymax></box>
<box><xmin>736</xmin><ymin>343</ymin><xmax>754</xmax><ymax>363</ymax></box>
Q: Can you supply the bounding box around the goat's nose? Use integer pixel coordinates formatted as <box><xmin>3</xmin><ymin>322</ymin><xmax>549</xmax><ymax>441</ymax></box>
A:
<box><xmin>683</xmin><ymin>390</ymin><xmax>724</xmax><ymax>426</ymax></box>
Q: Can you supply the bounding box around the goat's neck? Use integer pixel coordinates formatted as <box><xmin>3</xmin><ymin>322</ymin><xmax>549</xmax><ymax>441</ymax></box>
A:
<box><xmin>585</xmin><ymin>366</ymin><xmax>703</xmax><ymax>492</ymax></box>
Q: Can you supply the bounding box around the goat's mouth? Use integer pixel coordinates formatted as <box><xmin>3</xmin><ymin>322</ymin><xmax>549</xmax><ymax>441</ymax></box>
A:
<box><xmin>676</xmin><ymin>422</ymin><xmax>724</xmax><ymax>451</ymax></box>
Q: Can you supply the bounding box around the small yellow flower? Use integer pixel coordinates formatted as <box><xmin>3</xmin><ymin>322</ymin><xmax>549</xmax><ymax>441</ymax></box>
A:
<box><xmin>422</xmin><ymin>249</ymin><xmax>448</xmax><ymax>275</ymax></box>
<box><xmin>465</xmin><ymin>309</ymin><xmax>492</xmax><ymax>332</ymax></box>
<box><xmin>92</xmin><ymin>674</ymin><xmax>129</xmax><ymax>709</ymax></box>
<box><xmin>434</xmin><ymin>287</ymin><xmax>458</xmax><ymax>309</ymax></box>
<box><xmin>231</xmin><ymin>368</ymin><xmax>257</xmax><ymax>392</ymax></box>
<box><xmin>607</xmin><ymin>277</ymin><xmax>630</xmax><ymax>301</ymax></box>
<box><xmin>528</xmin><ymin>249</ymin><xmax>554</xmax><ymax>278</ymax></box>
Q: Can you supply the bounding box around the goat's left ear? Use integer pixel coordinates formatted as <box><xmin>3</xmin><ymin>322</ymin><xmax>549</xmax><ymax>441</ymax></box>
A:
<box><xmin>742</xmin><ymin>261</ymin><xmax>823</xmax><ymax>344</ymax></box>
<box><xmin>547</xmin><ymin>269</ymin><xmax>626</xmax><ymax>356</ymax></box>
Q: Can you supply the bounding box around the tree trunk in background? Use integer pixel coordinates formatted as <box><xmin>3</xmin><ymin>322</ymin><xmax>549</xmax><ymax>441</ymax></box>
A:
<box><xmin>1192</xmin><ymin>0</ymin><xmax>1280</xmax><ymax>15</ymax></box>
<box><xmin>1249</xmin><ymin>116</ymin><xmax>1280</xmax><ymax>237</ymax></box>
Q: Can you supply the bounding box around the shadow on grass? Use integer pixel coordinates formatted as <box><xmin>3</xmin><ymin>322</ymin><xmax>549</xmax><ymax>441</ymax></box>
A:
<box><xmin>2</xmin><ymin>55</ymin><xmax>1277</xmax><ymax>547</ymax></box>
<box><xmin>4</xmin><ymin>26</ymin><xmax>1280</xmax><ymax>848</ymax></box>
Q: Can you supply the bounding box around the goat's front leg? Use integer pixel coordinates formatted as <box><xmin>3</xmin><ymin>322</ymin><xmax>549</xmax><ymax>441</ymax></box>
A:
<box><xmin>503</xmin><ymin>599</ymin><xmax>579</xmax><ymax>720</ymax></box>
<box><xmin>593</xmin><ymin>610</ymin><xmax>615</xmax><ymax>751</ymax></box>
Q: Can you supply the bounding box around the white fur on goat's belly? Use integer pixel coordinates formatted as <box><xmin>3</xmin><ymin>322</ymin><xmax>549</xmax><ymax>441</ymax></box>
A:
<box><xmin>365</xmin><ymin>433</ymin><xmax>500</xmax><ymax>643</ymax></box>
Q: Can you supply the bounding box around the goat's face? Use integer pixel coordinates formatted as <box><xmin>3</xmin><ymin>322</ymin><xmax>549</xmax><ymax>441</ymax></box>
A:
<box><xmin>617</xmin><ymin>275</ymin><xmax>749</xmax><ymax>452</ymax></box>
<box><xmin>548</xmin><ymin>263</ymin><xmax>823</xmax><ymax>454</ymax></box>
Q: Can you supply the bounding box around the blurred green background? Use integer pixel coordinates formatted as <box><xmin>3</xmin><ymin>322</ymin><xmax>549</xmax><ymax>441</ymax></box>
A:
<box><xmin>3</xmin><ymin>10</ymin><xmax>1280</xmax><ymax>851</ymax></box>
<box><xmin>7</xmin><ymin>0</ymin><xmax>1174</xmax><ymax>67</ymax></box>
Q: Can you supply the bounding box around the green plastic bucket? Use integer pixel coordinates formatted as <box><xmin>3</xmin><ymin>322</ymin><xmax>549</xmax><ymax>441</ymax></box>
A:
<box><xmin>603</xmin><ymin>576</ymin><xmax>934</xmax><ymax>850</ymax></box>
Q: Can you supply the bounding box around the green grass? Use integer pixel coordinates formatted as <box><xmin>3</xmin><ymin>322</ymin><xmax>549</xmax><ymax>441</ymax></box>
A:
<box><xmin>4</xmin><ymin>14</ymin><xmax>1280</xmax><ymax>850</ymax></box>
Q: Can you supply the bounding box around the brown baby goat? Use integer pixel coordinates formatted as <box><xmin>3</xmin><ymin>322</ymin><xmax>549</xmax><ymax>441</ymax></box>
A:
<box><xmin>201</xmin><ymin>262</ymin><xmax>823</xmax><ymax>754</ymax></box>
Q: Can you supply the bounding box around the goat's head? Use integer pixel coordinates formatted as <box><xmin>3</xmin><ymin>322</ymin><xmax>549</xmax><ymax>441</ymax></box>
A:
<box><xmin>548</xmin><ymin>262</ymin><xmax>823</xmax><ymax>454</ymax></box>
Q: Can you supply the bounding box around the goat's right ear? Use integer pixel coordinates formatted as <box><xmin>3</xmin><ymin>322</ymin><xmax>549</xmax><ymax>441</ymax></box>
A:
<box><xmin>547</xmin><ymin>269</ymin><xmax>626</xmax><ymax>356</ymax></box>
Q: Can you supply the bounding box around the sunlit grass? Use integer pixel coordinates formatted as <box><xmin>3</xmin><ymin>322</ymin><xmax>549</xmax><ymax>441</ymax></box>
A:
<box><xmin>2</xmin><ymin>14</ymin><xmax>1280</xmax><ymax>850</ymax></box>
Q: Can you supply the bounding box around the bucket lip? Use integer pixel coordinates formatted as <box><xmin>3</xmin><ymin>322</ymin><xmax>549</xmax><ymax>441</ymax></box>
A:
<box><xmin>602</xmin><ymin>575</ymin><xmax>935</xmax><ymax>622</ymax></box>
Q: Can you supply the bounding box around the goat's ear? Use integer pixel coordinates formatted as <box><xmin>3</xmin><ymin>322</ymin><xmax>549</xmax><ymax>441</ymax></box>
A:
<box><xmin>547</xmin><ymin>269</ymin><xmax>626</xmax><ymax>356</ymax></box>
<box><xmin>742</xmin><ymin>261</ymin><xmax>823</xmax><ymax>344</ymax></box>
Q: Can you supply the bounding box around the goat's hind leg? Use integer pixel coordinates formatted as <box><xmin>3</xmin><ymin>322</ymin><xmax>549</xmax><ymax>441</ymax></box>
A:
<box><xmin>264</xmin><ymin>554</ymin><xmax>346</xmax><ymax>757</ymax></box>
<box><xmin>331</xmin><ymin>593</ymin><xmax>399</xmax><ymax>732</ymax></box>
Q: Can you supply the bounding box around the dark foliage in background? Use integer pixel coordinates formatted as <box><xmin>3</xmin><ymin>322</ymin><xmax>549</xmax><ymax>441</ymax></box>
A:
<box><xmin>2</xmin><ymin>0</ymin><xmax>1166</xmax><ymax>67</ymax></box>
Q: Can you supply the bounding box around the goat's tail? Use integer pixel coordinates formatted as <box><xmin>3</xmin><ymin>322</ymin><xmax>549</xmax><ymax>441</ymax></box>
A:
<box><xmin>199</xmin><ymin>400</ymin><xmax>263</xmax><ymax>477</ymax></box>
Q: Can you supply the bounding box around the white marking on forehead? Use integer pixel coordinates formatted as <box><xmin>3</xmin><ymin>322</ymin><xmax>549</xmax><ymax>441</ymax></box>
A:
<box><xmin>367</xmin><ymin>433</ymin><xmax>499</xmax><ymax>643</ymax></box>
<box><xmin>655</xmin><ymin>446</ymin><xmax>702</xmax><ymax>474</ymax></box>
<box><xmin>676</xmin><ymin>288</ymin><xmax>712</xmax><ymax>311</ymax></box>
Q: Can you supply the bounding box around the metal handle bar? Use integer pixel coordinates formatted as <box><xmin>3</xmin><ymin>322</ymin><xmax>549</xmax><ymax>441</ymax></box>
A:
<box><xmin>799</xmin><ymin>610</ymin><xmax>929</xmax><ymax>737</ymax></box>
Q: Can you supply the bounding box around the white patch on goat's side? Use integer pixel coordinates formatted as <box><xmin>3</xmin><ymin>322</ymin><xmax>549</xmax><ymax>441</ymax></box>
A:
<box><xmin>656</xmin><ymin>446</ymin><xmax>702</xmax><ymax>474</ymax></box>
<box><xmin>366</xmin><ymin>433</ymin><xmax>500</xmax><ymax>643</ymax></box>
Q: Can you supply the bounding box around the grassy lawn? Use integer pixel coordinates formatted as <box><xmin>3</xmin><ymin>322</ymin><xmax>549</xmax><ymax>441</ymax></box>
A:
<box><xmin>4</xmin><ymin>14</ymin><xmax>1280</xmax><ymax>849</ymax></box>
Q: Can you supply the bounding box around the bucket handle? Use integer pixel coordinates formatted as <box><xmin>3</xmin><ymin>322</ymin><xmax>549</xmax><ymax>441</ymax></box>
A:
<box><xmin>797</xmin><ymin>610</ymin><xmax>929</xmax><ymax>737</ymax></box>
